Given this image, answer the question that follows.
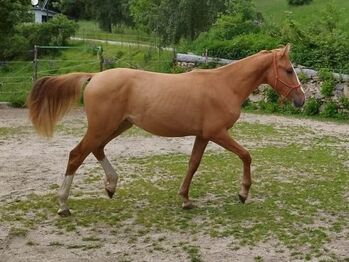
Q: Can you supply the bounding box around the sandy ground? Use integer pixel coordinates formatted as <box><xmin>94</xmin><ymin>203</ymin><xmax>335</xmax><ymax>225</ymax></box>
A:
<box><xmin>0</xmin><ymin>108</ymin><xmax>348</xmax><ymax>261</ymax></box>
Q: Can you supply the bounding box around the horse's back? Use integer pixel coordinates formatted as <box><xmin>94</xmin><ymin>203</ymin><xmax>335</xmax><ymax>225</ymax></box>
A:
<box><xmin>83</xmin><ymin>68</ymin><xmax>225</xmax><ymax>137</ymax></box>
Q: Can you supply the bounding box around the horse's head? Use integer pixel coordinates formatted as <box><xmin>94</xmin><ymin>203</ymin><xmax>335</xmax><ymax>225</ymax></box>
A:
<box><xmin>267</xmin><ymin>44</ymin><xmax>305</xmax><ymax>108</ymax></box>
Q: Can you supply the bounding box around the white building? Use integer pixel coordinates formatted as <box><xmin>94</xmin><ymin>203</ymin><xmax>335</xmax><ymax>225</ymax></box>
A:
<box><xmin>32</xmin><ymin>6</ymin><xmax>57</xmax><ymax>23</ymax></box>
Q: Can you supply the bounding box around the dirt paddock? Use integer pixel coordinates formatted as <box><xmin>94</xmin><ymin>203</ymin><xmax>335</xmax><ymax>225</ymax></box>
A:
<box><xmin>0</xmin><ymin>108</ymin><xmax>348</xmax><ymax>261</ymax></box>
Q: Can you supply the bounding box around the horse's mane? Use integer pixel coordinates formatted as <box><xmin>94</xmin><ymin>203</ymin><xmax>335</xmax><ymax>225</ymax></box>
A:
<box><xmin>258</xmin><ymin>48</ymin><xmax>283</xmax><ymax>54</ymax></box>
<box><xmin>258</xmin><ymin>50</ymin><xmax>272</xmax><ymax>54</ymax></box>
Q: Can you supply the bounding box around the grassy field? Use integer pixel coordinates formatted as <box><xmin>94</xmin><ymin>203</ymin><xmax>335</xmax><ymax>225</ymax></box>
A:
<box><xmin>75</xmin><ymin>20</ymin><xmax>155</xmax><ymax>45</ymax></box>
<box><xmin>1</xmin><ymin>118</ymin><xmax>348</xmax><ymax>261</ymax></box>
<box><xmin>253</xmin><ymin>0</ymin><xmax>349</xmax><ymax>30</ymax></box>
<box><xmin>0</xmin><ymin>41</ymin><xmax>173</xmax><ymax>105</ymax></box>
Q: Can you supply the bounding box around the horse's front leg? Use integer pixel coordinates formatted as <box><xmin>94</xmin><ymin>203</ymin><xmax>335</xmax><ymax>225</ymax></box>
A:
<box><xmin>211</xmin><ymin>131</ymin><xmax>252</xmax><ymax>203</ymax></box>
<box><xmin>178</xmin><ymin>136</ymin><xmax>208</xmax><ymax>209</ymax></box>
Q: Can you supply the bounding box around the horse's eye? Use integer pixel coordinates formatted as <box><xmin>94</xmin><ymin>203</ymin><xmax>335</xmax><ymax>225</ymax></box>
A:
<box><xmin>286</xmin><ymin>69</ymin><xmax>293</xmax><ymax>74</ymax></box>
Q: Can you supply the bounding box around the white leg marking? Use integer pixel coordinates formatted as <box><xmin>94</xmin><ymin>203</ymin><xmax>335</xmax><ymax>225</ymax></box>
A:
<box><xmin>99</xmin><ymin>157</ymin><xmax>118</xmax><ymax>192</ymax></box>
<box><xmin>58</xmin><ymin>175</ymin><xmax>74</xmax><ymax>212</ymax></box>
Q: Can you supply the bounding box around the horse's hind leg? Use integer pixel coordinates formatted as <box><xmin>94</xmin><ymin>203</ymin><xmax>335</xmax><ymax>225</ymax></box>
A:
<box><xmin>58</xmin><ymin>131</ymin><xmax>105</xmax><ymax>216</ymax></box>
<box><xmin>178</xmin><ymin>136</ymin><xmax>208</xmax><ymax>209</ymax></box>
<box><xmin>92</xmin><ymin>120</ymin><xmax>133</xmax><ymax>198</ymax></box>
<box><xmin>58</xmin><ymin>128</ymin><xmax>117</xmax><ymax>216</ymax></box>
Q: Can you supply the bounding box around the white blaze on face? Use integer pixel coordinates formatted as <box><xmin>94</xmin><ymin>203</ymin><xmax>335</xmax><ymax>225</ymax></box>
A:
<box><xmin>292</xmin><ymin>64</ymin><xmax>304</xmax><ymax>93</ymax></box>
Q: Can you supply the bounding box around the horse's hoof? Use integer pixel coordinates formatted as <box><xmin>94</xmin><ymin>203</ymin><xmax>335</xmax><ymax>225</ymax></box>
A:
<box><xmin>182</xmin><ymin>201</ymin><xmax>195</xmax><ymax>210</ymax></box>
<box><xmin>238</xmin><ymin>194</ymin><xmax>247</xmax><ymax>204</ymax></box>
<box><xmin>58</xmin><ymin>208</ymin><xmax>71</xmax><ymax>217</ymax></box>
<box><xmin>106</xmin><ymin>189</ymin><xmax>115</xmax><ymax>199</ymax></box>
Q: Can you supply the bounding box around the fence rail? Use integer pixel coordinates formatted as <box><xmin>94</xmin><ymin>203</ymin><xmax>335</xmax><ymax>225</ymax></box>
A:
<box><xmin>1</xmin><ymin>42</ymin><xmax>348</xmax><ymax>103</ymax></box>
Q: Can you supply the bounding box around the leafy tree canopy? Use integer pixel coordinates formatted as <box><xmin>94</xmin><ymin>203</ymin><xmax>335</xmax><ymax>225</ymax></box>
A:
<box><xmin>130</xmin><ymin>0</ymin><xmax>226</xmax><ymax>45</ymax></box>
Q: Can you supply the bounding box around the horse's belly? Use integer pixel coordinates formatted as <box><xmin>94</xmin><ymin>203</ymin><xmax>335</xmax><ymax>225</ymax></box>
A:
<box><xmin>127</xmin><ymin>113</ymin><xmax>201</xmax><ymax>137</ymax></box>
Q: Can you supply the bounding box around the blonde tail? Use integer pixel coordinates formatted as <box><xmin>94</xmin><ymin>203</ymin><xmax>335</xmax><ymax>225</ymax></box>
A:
<box><xmin>27</xmin><ymin>73</ymin><xmax>94</xmax><ymax>137</ymax></box>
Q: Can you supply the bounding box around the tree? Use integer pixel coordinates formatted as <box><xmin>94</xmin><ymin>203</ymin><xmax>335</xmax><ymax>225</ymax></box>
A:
<box><xmin>0</xmin><ymin>0</ymin><xmax>30</xmax><ymax>59</ymax></box>
<box><xmin>50</xmin><ymin>0</ymin><xmax>94</xmax><ymax>19</ymax></box>
<box><xmin>130</xmin><ymin>0</ymin><xmax>226</xmax><ymax>45</ymax></box>
<box><xmin>0</xmin><ymin>0</ymin><xmax>30</xmax><ymax>36</ymax></box>
<box><xmin>287</xmin><ymin>0</ymin><xmax>313</xmax><ymax>6</ymax></box>
<box><xmin>93</xmin><ymin>0</ymin><xmax>132</xmax><ymax>32</ymax></box>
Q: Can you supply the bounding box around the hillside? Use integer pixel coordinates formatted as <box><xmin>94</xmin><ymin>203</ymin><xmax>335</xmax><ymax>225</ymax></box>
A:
<box><xmin>253</xmin><ymin>0</ymin><xmax>349</xmax><ymax>30</ymax></box>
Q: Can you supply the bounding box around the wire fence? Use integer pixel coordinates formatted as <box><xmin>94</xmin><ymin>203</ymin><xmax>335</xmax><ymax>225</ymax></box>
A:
<box><xmin>0</xmin><ymin>42</ymin><xmax>176</xmax><ymax>103</ymax></box>
<box><xmin>75</xmin><ymin>30</ymin><xmax>157</xmax><ymax>46</ymax></box>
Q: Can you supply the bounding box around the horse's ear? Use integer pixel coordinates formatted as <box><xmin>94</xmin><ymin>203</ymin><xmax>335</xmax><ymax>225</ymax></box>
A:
<box><xmin>282</xmin><ymin>43</ymin><xmax>291</xmax><ymax>57</ymax></box>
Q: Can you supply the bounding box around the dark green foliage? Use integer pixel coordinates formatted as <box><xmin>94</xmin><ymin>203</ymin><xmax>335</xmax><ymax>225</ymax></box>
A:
<box><xmin>0</xmin><ymin>0</ymin><xmax>30</xmax><ymax>36</ymax></box>
<box><xmin>189</xmin><ymin>2</ymin><xmax>348</xmax><ymax>75</ymax></box>
<box><xmin>317</xmin><ymin>69</ymin><xmax>336</xmax><ymax>100</ymax></box>
<box><xmin>194</xmin><ymin>33</ymin><xmax>281</xmax><ymax>60</ymax></box>
<box><xmin>303</xmin><ymin>98</ymin><xmax>320</xmax><ymax>116</ymax></box>
<box><xmin>258</xmin><ymin>101</ymin><xmax>279</xmax><ymax>113</ymax></box>
<box><xmin>320</xmin><ymin>80</ymin><xmax>335</xmax><ymax>97</ymax></box>
<box><xmin>321</xmin><ymin>101</ymin><xmax>338</xmax><ymax>118</ymax></box>
<box><xmin>130</xmin><ymin>0</ymin><xmax>226</xmax><ymax>45</ymax></box>
<box><xmin>242</xmin><ymin>99</ymin><xmax>258</xmax><ymax>111</ymax></box>
<box><xmin>1</xmin><ymin>34</ymin><xmax>29</xmax><ymax>60</ymax></box>
<box><xmin>264</xmin><ymin>88</ymin><xmax>279</xmax><ymax>103</ymax></box>
<box><xmin>287</xmin><ymin>0</ymin><xmax>313</xmax><ymax>6</ymax></box>
<box><xmin>0</xmin><ymin>0</ymin><xmax>30</xmax><ymax>59</ymax></box>
<box><xmin>1</xmin><ymin>15</ymin><xmax>77</xmax><ymax>60</ymax></box>
<box><xmin>281</xmin><ymin>4</ymin><xmax>349</xmax><ymax>74</ymax></box>
<box><xmin>94</xmin><ymin>0</ymin><xmax>132</xmax><ymax>32</ymax></box>
<box><xmin>318</xmin><ymin>69</ymin><xmax>333</xmax><ymax>81</ymax></box>
<box><xmin>190</xmin><ymin>0</ymin><xmax>273</xmax><ymax>60</ymax></box>
<box><xmin>56</xmin><ymin>0</ymin><xmax>94</xmax><ymax>20</ymax></box>
<box><xmin>18</xmin><ymin>15</ymin><xmax>78</xmax><ymax>47</ymax></box>
<box><xmin>339</xmin><ymin>96</ymin><xmax>349</xmax><ymax>110</ymax></box>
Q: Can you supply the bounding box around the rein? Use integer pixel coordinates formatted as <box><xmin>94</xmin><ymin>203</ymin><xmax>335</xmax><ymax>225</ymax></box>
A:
<box><xmin>273</xmin><ymin>53</ymin><xmax>301</xmax><ymax>103</ymax></box>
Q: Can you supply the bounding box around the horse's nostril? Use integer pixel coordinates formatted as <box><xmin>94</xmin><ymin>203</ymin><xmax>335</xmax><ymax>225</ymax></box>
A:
<box><xmin>293</xmin><ymin>99</ymin><xmax>304</xmax><ymax>108</ymax></box>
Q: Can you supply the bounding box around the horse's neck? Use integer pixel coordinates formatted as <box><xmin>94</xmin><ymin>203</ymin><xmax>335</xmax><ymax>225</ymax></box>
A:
<box><xmin>218</xmin><ymin>52</ymin><xmax>273</xmax><ymax>103</ymax></box>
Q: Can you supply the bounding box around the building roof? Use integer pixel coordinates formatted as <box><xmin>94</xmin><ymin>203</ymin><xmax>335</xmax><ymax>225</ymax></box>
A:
<box><xmin>32</xmin><ymin>6</ymin><xmax>57</xmax><ymax>15</ymax></box>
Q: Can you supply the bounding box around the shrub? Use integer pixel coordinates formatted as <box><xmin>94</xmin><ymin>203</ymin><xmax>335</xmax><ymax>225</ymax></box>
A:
<box><xmin>18</xmin><ymin>15</ymin><xmax>78</xmax><ymax>49</ymax></box>
<box><xmin>318</xmin><ymin>69</ymin><xmax>333</xmax><ymax>81</ymax></box>
<box><xmin>288</xmin><ymin>0</ymin><xmax>313</xmax><ymax>6</ymax></box>
<box><xmin>303</xmin><ymin>98</ymin><xmax>321</xmax><ymax>116</ymax></box>
<box><xmin>281</xmin><ymin>4</ymin><xmax>349</xmax><ymax>74</ymax></box>
<box><xmin>258</xmin><ymin>100</ymin><xmax>279</xmax><ymax>113</ymax></box>
<box><xmin>297</xmin><ymin>72</ymin><xmax>308</xmax><ymax>84</ymax></box>
<box><xmin>264</xmin><ymin>88</ymin><xmax>279</xmax><ymax>103</ymax></box>
<box><xmin>320</xmin><ymin>80</ymin><xmax>335</xmax><ymax>97</ymax></box>
<box><xmin>339</xmin><ymin>96</ymin><xmax>349</xmax><ymax>110</ymax></box>
<box><xmin>188</xmin><ymin>0</ymin><xmax>277</xmax><ymax>60</ymax></box>
<box><xmin>281</xmin><ymin>102</ymin><xmax>301</xmax><ymax>114</ymax></box>
<box><xmin>1</xmin><ymin>34</ymin><xmax>29</xmax><ymax>59</ymax></box>
<box><xmin>242</xmin><ymin>99</ymin><xmax>258</xmax><ymax>110</ymax></box>
<box><xmin>321</xmin><ymin>101</ymin><xmax>338</xmax><ymax>118</ymax></box>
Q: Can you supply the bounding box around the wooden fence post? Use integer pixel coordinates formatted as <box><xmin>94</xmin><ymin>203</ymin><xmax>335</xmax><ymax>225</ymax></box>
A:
<box><xmin>98</xmin><ymin>46</ymin><xmax>104</xmax><ymax>72</ymax></box>
<box><xmin>205</xmin><ymin>49</ymin><xmax>208</xmax><ymax>65</ymax></box>
<box><xmin>33</xmin><ymin>45</ymin><xmax>38</xmax><ymax>82</ymax></box>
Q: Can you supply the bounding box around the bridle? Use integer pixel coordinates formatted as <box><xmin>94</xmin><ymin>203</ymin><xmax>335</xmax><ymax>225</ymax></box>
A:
<box><xmin>273</xmin><ymin>52</ymin><xmax>301</xmax><ymax>102</ymax></box>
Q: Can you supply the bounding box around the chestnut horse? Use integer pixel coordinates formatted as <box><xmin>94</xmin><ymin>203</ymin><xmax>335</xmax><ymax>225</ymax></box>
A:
<box><xmin>27</xmin><ymin>44</ymin><xmax>304</xmax><ymax>216</ymax></box>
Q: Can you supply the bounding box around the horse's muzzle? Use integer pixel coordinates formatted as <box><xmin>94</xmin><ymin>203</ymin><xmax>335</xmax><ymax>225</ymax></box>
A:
<box><xmin>293</xmin><ymin>97</ymin><xmax>305</xmax><ymax>108</ymax></box>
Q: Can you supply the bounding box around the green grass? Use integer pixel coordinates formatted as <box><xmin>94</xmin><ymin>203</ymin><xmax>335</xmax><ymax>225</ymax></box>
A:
<box><xmin>0</xmin><ymin>41</ymin><xmax>174</xmax><ymax>105</ymax></box>
<box><xmin>0</xmin><ymin>126</ymin><xmax>32</xmax><ymax>137</ymax></box>
<box><xmin>75</xmin><ymin>20</ymin><xmax>154</xmax><ymax>45</ymax></box>
<box><xmin>1</xmin><ymin>120</ymin><xmax>348</xmax><ymax>260</ymax></box>
<box><xmin>253</xmin><ymin>0</ymin><xmax>349</xmax><ymax>31</ymax></box>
